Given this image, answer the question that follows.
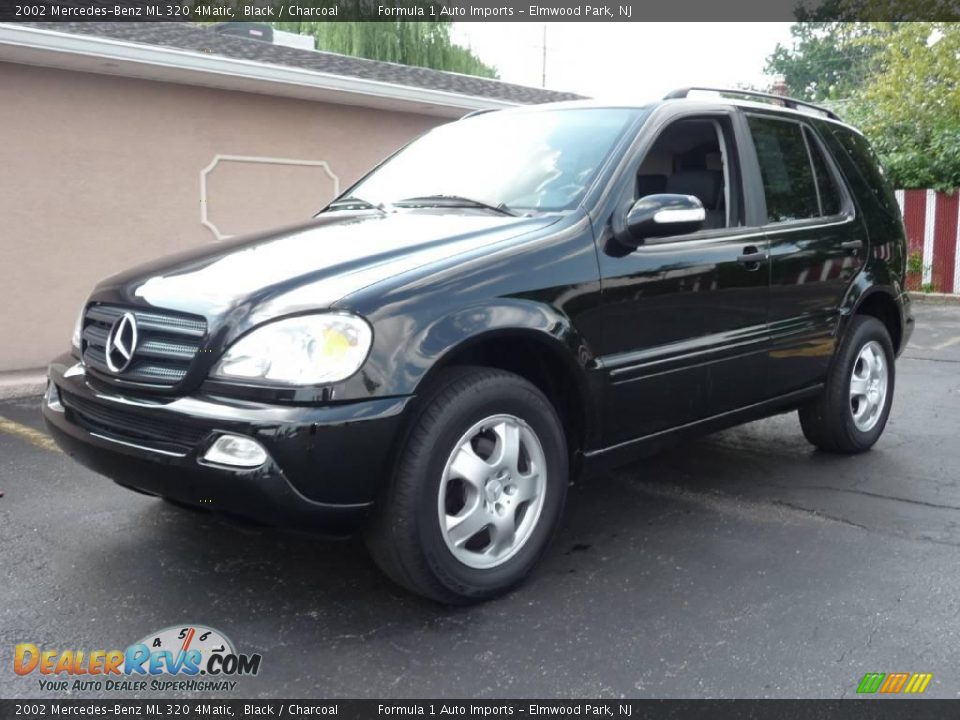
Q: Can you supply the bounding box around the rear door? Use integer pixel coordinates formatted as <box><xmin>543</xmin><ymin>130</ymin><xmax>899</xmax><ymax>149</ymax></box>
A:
<box><xmin>743</xmin><ymin>113</ymin><xmax>866</xmax><ymax>395</ymax></box>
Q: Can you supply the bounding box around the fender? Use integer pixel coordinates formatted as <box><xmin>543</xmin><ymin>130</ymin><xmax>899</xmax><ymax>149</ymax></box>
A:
<box><xmin>316</xmin><ymin>210</ymin><xmax>604</xmax><ymax>405</ymax></box>
<box><xmin>367</xmin><ymin>299</ymin><xmax>603</xmax><ymax>450</ymax></box>
<box><xmin>836</xmin><ymin>244</ymin><xmax>908</xmax><ymax>355</ymax></box>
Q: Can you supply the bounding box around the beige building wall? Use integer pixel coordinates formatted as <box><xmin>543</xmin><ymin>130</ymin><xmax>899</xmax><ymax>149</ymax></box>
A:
<box><xmin>0</xmin><ymin>63</ymin><xmax>444</xmax><ymax>371</ymax></box>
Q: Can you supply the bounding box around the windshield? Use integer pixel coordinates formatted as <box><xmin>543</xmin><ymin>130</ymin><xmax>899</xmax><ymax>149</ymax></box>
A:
<box><xmin>344</xmin><ymin>107</ymin><xmax>639</xmax><ymax>213</ymax></box>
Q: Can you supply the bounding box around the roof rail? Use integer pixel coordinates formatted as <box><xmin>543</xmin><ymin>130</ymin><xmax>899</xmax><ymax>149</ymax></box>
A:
<box><xmin>663</xmin><ymin>87</ymin><xmax>840</xmax><ymax>121</ymax></box>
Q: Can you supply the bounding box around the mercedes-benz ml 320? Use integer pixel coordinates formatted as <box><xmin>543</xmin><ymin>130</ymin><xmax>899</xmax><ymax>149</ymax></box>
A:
<box><xmin>45</xmin><ymin>89</ymin><xmax>913</xmax><ymax>602</ymax></box>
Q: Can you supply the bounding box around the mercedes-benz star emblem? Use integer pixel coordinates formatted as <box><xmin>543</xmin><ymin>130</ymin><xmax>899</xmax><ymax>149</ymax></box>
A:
<box><xmin>105</xmin><ymin>312</ymin><xmax>138</xmax><ymax>373</ymax></box>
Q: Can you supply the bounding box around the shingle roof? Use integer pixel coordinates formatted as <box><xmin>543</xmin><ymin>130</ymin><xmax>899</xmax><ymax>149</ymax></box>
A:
<box><xmin>25</xmin><ymin>22</ymin><xmax>584</xmax><ymax>105</ymax></box>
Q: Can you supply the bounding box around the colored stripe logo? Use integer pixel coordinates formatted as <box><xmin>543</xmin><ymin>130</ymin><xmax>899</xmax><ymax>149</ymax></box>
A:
<box><xmin>857</xmin><ymin>672</ymin><xmax>932</xmax><ymax>694</ymax></box>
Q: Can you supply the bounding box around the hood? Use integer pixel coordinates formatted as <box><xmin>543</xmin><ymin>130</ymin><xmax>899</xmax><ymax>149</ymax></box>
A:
<box><xmin>98</xmin><ymin>210</ymin><xmax>559</xmax><ymax>327</ymax></box>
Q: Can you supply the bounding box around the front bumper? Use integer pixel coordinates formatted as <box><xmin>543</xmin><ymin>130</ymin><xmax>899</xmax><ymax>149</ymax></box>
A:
<box><xmin>43</xmin><ymin>355</ymin><xmax>412</xmax><ymax>533</ymax></box>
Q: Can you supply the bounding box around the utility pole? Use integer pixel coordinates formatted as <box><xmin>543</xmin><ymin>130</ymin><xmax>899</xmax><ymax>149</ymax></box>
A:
<box><xmin>541</xmin><ymin>24</ymin><xmax>547</xmax><ymax>88</ymax></box>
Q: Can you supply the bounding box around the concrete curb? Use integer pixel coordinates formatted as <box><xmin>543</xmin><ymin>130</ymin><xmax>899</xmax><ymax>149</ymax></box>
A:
<box><xmin>0</xmin><ymin>369</ymin><xmax>46</xmax><ymax>400</ymax></box>
<box><xmin>910</xmin><ymin>292</ymin><xmax>960</xmax><ymax>305</ymax></box>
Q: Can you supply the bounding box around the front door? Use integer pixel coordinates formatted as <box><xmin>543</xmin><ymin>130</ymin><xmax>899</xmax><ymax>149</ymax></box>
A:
<box><xmin>595</xmin><ymin>112</ymin><xmax>771</xmax><ymax>447</ymax></box>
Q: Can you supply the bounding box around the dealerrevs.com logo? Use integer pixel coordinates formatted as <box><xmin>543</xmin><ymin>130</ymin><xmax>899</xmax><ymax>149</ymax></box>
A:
<box><xmin>14</xmin><ymin>625</ymin><xmax>262</xmax><ymax>693</ymax></box>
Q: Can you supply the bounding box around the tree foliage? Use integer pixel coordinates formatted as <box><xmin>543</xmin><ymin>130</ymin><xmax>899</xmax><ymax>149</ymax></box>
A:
<box><xmin>272</xmin><ymin>22</ymin><xmax>498</xmax><ymax>79</ymax></box>
<box><xmin>845</xmin><ymin>22</ymin><xmax>960</xmax><ymax>190</ymax></box>
<box><xmin>767</xmin><ymin>18</ymin><xmax>960</xmax><ymax>190</ymax></box>
<box><xmin>764</xmin><ymin>21</ymin><xmax>890</xmax><ymax>101</ymax></box>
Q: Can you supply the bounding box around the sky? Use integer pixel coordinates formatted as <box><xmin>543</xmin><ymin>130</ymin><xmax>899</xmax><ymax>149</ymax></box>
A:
<box><xmin>452</xmin><ymin>23</ymin><xmax>795</xmax><ymax>101</ymax></box>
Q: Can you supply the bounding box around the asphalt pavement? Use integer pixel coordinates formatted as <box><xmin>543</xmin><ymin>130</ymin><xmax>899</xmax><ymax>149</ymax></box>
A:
<box><xmin>2</xmin><ymin>303</ymin><xmax>959</xmax><ymax>700</ymax></box>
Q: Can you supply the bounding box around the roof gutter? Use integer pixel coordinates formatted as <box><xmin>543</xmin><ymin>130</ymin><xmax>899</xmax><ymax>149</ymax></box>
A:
<box><xmin>0</xmin><ymin>24</ymin><xmax>519</xmax><ymax>117</ymax></box>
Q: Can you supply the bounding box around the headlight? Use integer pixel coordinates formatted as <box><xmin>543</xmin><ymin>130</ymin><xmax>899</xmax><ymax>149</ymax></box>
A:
<box><xmin>213</xmin><ymin>314</ymin><xmax>372</xmax><ymax>385</ymax></box>
<box><xmin>71</xmin><ymin>304</ymin><xmax>85</xmax><ymax>351</ymax></box>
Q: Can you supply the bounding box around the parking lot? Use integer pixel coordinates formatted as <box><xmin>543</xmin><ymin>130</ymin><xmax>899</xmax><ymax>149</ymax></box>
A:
<box><xmin>2</xmin><ymin>303</ymin><xmax>959</xmax><ymax>700</ymax></box>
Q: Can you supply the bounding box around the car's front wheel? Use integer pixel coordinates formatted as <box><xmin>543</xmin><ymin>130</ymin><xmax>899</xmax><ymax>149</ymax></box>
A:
<box><xmin>365</xmin><ymin>367</ymin><xmax>568</xmax><ymax>603</ymax></box>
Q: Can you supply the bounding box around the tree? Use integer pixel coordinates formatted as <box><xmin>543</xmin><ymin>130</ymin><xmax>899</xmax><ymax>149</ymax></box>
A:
<box><xmin>845</xmin><ymin>22</ymin><xmax>960</xmax><ymax>190</ymax></box>
<box><xmin>765</xmin><ymin>12</ymin><xmax>960</xmax><ymax>190</ymax></box>
<box><xmin>765</xmin><ymin>0</ymin><xmax>960</xmax><ymax>101</ymax></box>
<box><xmin>272</xmin><ymin>22</ymin><xmax>498</xmax><ymax>79</ymax></box>
<box><xmin>764</xmin><ymin>21</ymin><xmax>891</xmax><ymax>101</ymax></box>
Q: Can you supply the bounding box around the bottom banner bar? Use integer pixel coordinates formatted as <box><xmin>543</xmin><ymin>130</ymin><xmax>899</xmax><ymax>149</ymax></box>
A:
<box><xmin>2</xmin><ymin>699</ymin><xmax>959</xmax><ymax>720</ymax></box>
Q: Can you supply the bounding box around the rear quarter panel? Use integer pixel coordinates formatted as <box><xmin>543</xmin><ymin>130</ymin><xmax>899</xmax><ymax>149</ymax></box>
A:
<box><xmin>815</xmin><ymin>120</ymin><xmax>910</xmax><ymax>352</ymax></box>
<box><xmin>816</xmin><ymin>120</ymin><xmax>908</xmax><ymax>299</ymax></box>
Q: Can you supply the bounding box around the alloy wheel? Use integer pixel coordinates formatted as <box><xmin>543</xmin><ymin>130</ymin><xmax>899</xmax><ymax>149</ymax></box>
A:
<box><xmin>437</xmin><ymin>414</ymin><xmax>547</xmax><ymax>570</ymax></box>
<box><xmin>849</xmin><ymin>340</ymin><xmax>888</xmax><ymax>432</ymax></box>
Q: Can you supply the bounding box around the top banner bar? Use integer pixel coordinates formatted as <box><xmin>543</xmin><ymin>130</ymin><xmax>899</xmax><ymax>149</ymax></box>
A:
<box><xmin>1</xmin><ymin>0</ymin><xmax>958</xmax><ymax>22</ymax></box>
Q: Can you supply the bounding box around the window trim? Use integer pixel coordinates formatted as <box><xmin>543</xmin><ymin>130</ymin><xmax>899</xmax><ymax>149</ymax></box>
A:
<box><xmin>713</xmin><ymin>120</ymin><xmax>733</xmax><ymax>228</ymax></box>
<box><xmin>801</xmin><ymin>128</ymin><xmax>824</xmax><ymax>216</ymax></box>
<box><xmin>743</xmin><ymin>111</ymin><xmax>856</xmax><ymax>230</ymax></box>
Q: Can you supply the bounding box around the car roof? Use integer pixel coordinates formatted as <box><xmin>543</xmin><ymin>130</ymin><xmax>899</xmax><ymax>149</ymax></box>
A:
<box><xmin>468</xmin><ymin>90</ymin><xmax>862</xmax><ymax>135</ymax></box>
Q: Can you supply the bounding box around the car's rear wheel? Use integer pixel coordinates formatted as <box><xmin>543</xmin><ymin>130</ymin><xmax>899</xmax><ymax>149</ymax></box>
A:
<box><xmin>799</xmin><ymin>315</ymin><xmax>895</xmax><ymax>453</ymax></box>
<box><xmin>365</xmin><ymin>367</ymin><xmax>568</xmax><ymax>603</ymax></box>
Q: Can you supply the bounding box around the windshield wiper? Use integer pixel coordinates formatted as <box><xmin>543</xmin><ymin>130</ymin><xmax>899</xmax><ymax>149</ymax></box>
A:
<box><xmin>325</xmin><ymin>196</ymin><xmax>388</xmax><ymax>213</ymax></box>
<box><xmin>393</xmin><ymin>195</ymin><xmax>518</xmax><ymax>217</ymax></box>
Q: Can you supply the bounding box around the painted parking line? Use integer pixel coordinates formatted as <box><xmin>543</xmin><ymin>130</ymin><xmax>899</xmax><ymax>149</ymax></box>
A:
<box><xmin>932</xmin><ymin>335</ymin><xmax>960</xmax><ymax>351</ymax></box>
<box><xmin>0</xmin><ymin>415</ymin><xmax>60</xmax><ymax>453</ymax></box>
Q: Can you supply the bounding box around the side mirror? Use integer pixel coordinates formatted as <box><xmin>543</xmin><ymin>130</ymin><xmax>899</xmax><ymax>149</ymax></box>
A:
<box><xmin>622</xmin><ymin>194</ymin><xmax>705</xmax><ymax>246</ymax></box>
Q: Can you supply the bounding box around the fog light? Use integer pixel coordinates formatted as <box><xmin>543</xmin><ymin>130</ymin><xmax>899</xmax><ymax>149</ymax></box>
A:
<box><xmin>202</xmin><ymin>435</ymin><xmax>268</xmax><ymax>468</ymax></box>
<box><xmin>45</xmin><ymin>381</ymin><xmax>64</xmax><ymax>412</ymax></box>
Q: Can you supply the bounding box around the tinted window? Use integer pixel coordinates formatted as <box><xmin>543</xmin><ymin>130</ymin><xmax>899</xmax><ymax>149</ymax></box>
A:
<box><xmin>830</xmin><ymin>126</ymin><xmax>900</xmax><ymax>219</ymax></box>
<box><xmin>805</xmin><ymin>127</ymin><xmax>842</xmax><ymax>216</ymax></box>
<box><xmin>748</xmin><ymin>116</ymin><xmax>820</xmax><ymax>223</ymax></box>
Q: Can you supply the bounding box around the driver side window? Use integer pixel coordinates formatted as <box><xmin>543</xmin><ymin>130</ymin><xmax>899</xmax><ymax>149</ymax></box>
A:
<box><xmin>635</xmin><ymin>117</ymin><xmax>742</xmax><ymax>230</ymax></box>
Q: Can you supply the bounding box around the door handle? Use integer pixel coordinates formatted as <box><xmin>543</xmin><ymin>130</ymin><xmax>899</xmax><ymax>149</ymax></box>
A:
<box><xmin>841</xmin><ymin>240</ymin><xmax>864</xmax><ymax>252</ymax></box>
<box><xmin>737</xmin><ymin>246</ymin><xmax>768</xmax><ymax>266</ymax></box>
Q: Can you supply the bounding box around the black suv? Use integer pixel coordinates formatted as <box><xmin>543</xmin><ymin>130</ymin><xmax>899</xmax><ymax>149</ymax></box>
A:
<box><xmin>44</xmin><ymin>88</ymin><xmax>913</xmax><ymax>603</ymax></box>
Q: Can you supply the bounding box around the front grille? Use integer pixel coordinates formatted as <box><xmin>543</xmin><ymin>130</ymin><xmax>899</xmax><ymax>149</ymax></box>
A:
<box><xmin>60</xmin><ymin>389</ymin><xmax>210</xmax><ymax>450</ymax></box>
<box><xmin>81</xmin><ymin>304</ymin><xmax>207</xmax><ymax>388</ymax></box>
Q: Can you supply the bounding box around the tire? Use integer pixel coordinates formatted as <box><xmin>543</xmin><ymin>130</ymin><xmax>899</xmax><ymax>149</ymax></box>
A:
<box><xmin>365</xmin><ymin>366</ymin><xmax>569</xmax><ymax>604</ymax></box>
<box><xmin>799</xmin><ymin>315</ymin><xmax>895</xmax><ymax>453</ymax></box>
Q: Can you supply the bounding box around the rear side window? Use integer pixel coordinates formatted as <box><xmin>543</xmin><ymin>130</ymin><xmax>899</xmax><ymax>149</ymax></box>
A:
<box><xmin>747</xmin><ymin>116</ymin><xmax>844</xmax><ymax>224</ymax></box>
<box><xmin>830</xmin><ymin>126</ymin><xmax>900</xmax><ymax>219</ymax></box>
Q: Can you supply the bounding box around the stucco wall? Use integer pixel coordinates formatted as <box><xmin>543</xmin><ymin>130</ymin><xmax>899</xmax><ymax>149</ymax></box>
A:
<box><xmin>0</xmin><ymin>63</ymin><xmax>443</xmax><ymax>371</ymax></box>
